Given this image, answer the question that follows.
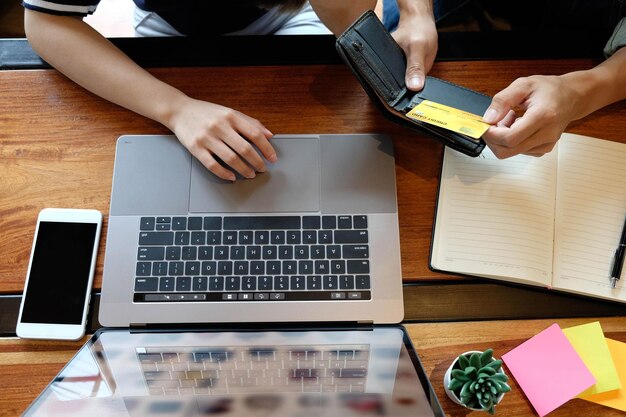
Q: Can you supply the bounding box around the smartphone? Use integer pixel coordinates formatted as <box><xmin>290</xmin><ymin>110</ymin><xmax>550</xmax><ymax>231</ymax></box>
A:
<box><xmin>16</xmin><ymin>208</ymin><xmax>102</xmax><ymax>340</ymax></box>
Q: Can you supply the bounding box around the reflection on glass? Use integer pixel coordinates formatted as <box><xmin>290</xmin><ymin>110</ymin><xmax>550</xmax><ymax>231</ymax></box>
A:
<box><xmin>23</xmin><ymin>328</ymin><xmax>442</xmax><ymax>417</ymax></box>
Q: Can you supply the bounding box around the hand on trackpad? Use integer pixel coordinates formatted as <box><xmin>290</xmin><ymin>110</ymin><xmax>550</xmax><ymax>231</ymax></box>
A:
<box><xmin>189</xmin><ymin>137</ymin><xmax>321</xmax><ymax>213</ymax></box>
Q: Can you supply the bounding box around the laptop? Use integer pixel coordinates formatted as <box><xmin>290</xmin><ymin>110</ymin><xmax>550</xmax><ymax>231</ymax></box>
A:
<box><xmin>21</xmin><ymin>326</ymin><xmax>444</xmax><ymax>416</ymax></box>
<box><xmin>22</xmin><ymin>134</ymin><xmax>445</xmax><ymax>416</ymax></box>
<box><xmin>99</xmin><ymin>134</ymin><xmax>404</xmax><ymax>327</ymax></box>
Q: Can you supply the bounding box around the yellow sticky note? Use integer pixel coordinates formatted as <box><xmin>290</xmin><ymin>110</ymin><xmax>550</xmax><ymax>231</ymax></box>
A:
<box><xmin>563</xmin><ymin>322</ymin><xmax>621</xmax><ymax>396</ymax></box>
<box><xmin>580</xmin><ymin>338</ymin><xmax>626</xmax><ymax>412</ymax></box>
<box><xmin>406</xmin><ymin>100</ymin><xmax>490</xmax><ymax>139</ymax></box>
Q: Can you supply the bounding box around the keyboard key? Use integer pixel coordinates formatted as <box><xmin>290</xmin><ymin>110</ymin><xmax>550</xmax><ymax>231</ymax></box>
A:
<box><xmin>156</xmin><ymin>217</ymin><xmax>171</xmax><ymax>224</ymax></box>
<box><xmin>209</xmin><ymin>276</ymin><xmax>224</xmax><ymax>291</ymax></box>
<box><xmin>295</xmin><ymin>246</ymin><xmax>309</xmax><ymax>259</ymax></box>
<box><xmin>242</xmin><ymin>276</ymin><xmax>256</xmax><ymax>291</ymax></box>
<box><xmin>255</xmin><ymin>231</ymin><xmax>269</xmax><ymax>245</ymax></box>
<box><xmin>334</xmin><ymin>230</ymin><xmax>368</xmax><ymax>244</ymax></box>
<box><xmin>136</xmin><ymin>262</ymin><xmax>151</xmax><ymax>276</ymax></box>
<box><xmin>234</xmin><ymin>261</ymin><xmax>248</xmax><ymax>275</ymax></box>
<box><xmin>271</xmin><ymin>231</ymin><xmax>285</xmax><ymax>244</ymax></box>
<box><xmin>218</xmin><ymin>261</ymin><xmax>233</xmax><ymax>275</ymax></box>
<box><xmin>303</xmin><ymin>231</ymin><xmax>317</xmax><ymax>244</ymax></box>
<box><xmin>315</xmin><ymin>260</ymin><xmax>329</xmax><ymax>274</ymax></box>
<box><xmin>307</xmin><ymin>275</ymin><xmax>322</xmax><ymax>290</ymax></box>
<box><xmin>322</xmin><ymin>216</ymin><xmax>336</xmax><ymax>229</ymax></box>
<box><xmin>347</xmin><ymin>260</ymin><xmax>369</xmax><ymax>274</ymax></box>
<box><xmin>198</xmin><ymin>246</ymin><xmax>213</xmax><ymax>260</ymax></box>
<box><xmin>282</xmin><ymin>260</ymin><xmax>297</xmax><ymax>275</ymax></box>
<box><xmin>135</xmin><ymin>277</ymin><xmax>158</xmax><ymax>292</ymax></box>
<box><xmin>182</xmin><ymin>246</ymin><xmax>197</xmax><ymax>260</ymax></box>
<box><xmin>338</xmin><ymin>216</ymin><xmax>352</xmax><ymax>229</ymax></box>
<box><xmin>291</xmin><ymin>276</ymin><xmax>305</xmax><ymax>290</ymax></box>
<box><xmin>353</xmin><ymin>215</ymin><xmax>368</xmax><ymax>229</ymax></box>
<box><xmin>224</xmin><ymin>216</ymin><xmax>300</xmax><ymax>230</ymax></box>
<box><xmin>258</xmin><ymin>276</ymin><xmax>272</xmax><ymax>290</ymax></box>
<box><xmin>326</xmin><ymin>245</ymin><xmax>341</xmax><ymax>258</ymax></box>
<box><xmin>225</xmin><ymin>276</ymin><xmax>241</xmax><ymax>291</ymax></box>
<box><xmin>140</xmin><ymin>217</ymin><xmax>155</xmax><ymax>231</ymax></box>
<box><xmin>251</xmin><ymin>261</ymin><xmax>265</xmax><ymax>275</ymax></box>
<box><xmin>302</xmin><ymin>216</ymin><xmax>321</xmax><ymax>229</ymax></box>
<box><xmin>274</xmin><ymin>276</ymin><xmax>288</xmax><ymax>291</ymax></box>
<box><xmin>247</xmin><ymin>246</ymin><xmax>261</xmax><ymax>259</ymax></box>
<box><xmin>139</xmin><ymin>231</ymin><xmax>174</xmax><ymax>246</ymax></box>
<box><xmin>153</xmin><ymin>261</ymin><xmax>168</xmax><ymax>276</ymax></box>
<box><xmin>230</xmin><ymin>246</ymin><xmax>245</xmax><ymax>260</ymax></box>
<box><xmin>166</xmin><ymin>246</ymin><xmax>181</xmax><ymax>260</ymax></box>
<box><xmin>223</xmin><ymin>231</ymin><xmax>237</xmax><ymax>245</ymax></box>
<box><xmin>318</xmin><ymin>230</ymin><xmax>333</xmax><ymax>244</ymax></box>
<box><xmin>343</xmin><ymin>245</ymin><xmax>369</xmax><ymax>258</ymax></box>
<box><xmin>172</xmin><ymin>217</ymin><xmax>187</xmax><ymax>230</ymax></box>
<box><xmin>339</xmin><ymin>275</ymin><xmax>354</xmax><ymax>289</ymax></box>
<box><xmin>201</xmin><ymin>261</ymin><xmax>216</xmax><ymax>275</ymax></box>
<box><xmin>239</xmin><ymin>231</ymin><xmax>253</xmax><ymax>244</ymax></box>
<box><xmin>355</xmin><ymin>275</ymin><xmax>371</xmax><ymax>289</ymax></box>
<box><xmin>185</xmin><ymin>261</ymin><xmax>200</xmax><ymax>275</ymax></box>
<box><xmin>262</xmin><ymin>246</ymin><xmax>277</xmax><ymax>259</ymax></box>
<box><xmin>331</xmin><ymin>260</ymin><xmax>346</xmax><ymax>274</ymax></box>
<box><xmin>138</xmin><ymin>247</ymin><xmax>165</xmax><ymax>261</ymax></box>
<box><xmin>191</xmin><ymin>231</ymin><xmax>205</xmax><ymax>245</ymax></box>
<box><xmin>158</xmin><ymin>276</ymin><xmax>174</xmax><ymax>291</ymax></box>
<box><xmin>168</xmin><ymin>261</ymin><xmax>183</xmax><ymax>276</ymax></box>
<box><xmin>207</xmin><ymin>231</ymin><xmax>221</xmax><ymax>245</ymax></box>
<box><xmin>176</xmin><ymin>277</ymin><xmax>191</xmax><ymax>291</ymax></box>
<box><xmin>214</xmin><ymin>246</ymin><xmax>228</xmax><ymax>260</ymax></box>
<box><xmin>188</xmin><ymin>217</ymin><xmax>203</xmax><ymax>230</ymax></box>
<box><xmin>267</xmin><ymin>261</ymin><xmax>281</xmax><ymax>274</ymax></box>
<box><xmin>156</xmin><ymin>223</ymin><xmax>171</xmax><ymax>231</ymax></box>
<box><xmin>311</xmin><ymin>245</ymin><xmax>325</xmax><ymax>259</ymax></box>
<box><xmin>279</xmin><ymin>246</ymin><xmax>293</xmax><ymax>259</ymax></box>
<box><xmin>175</xmin><ymin>231</ymin><xmax>190</xmax><ymax>245</ymax></box>
<box><xmin>287</xmin><ymin>231</ymin><xmax>301</xmax><ymax>244</ymax></box>
<box><xmin>323</xmin><ymin>275</ymin><xmax>338</xmax><ymax>290</ymax></box>
<box><xmin>203</xmin><ymin>217</ymin><xmax>222</xmax><ymax>230</ymax></box>
<box><xmin>299</xmin><ymin>260</ymin><xmax>313</xmax><ymax>275</ymax></box>
<box><xmin>192</xmin><ymin>277</ymin><xmax>207</xmax><ymax>291</ymax></box>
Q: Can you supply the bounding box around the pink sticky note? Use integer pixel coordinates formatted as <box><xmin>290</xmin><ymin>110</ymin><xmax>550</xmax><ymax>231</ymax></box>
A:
<box><xmin>502</xmin><ymin>323</ymin><xmax>596</xmax><ymax>416</ymax></box>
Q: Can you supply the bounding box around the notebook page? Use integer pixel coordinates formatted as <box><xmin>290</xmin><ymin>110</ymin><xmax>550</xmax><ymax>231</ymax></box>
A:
<box><xmin>552</xmin><ymin>133</ymin><xmax>626</xmax><ymax>302</ymax></box>
<box><xmin>431</xmin><ymin>147</ymin><xmax>557</xmax><ymax>285</ymax></box>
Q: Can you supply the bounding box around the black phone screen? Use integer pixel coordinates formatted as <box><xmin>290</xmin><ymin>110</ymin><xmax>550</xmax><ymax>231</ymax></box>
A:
<box><xmin>21</xmin><ymin>221</ymin><xmax>98</xmax><ymax>324</ymax></box>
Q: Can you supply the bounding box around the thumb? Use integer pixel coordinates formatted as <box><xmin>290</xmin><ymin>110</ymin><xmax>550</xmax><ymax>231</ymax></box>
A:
<box><xmin>483</xmin><ymin>80</ymin><xmax>531</xmax><ymax>124</ymax></box>
<box><xmin>405</xmin><ymin>51</ymin><xmax>426</xmax><ymax>91</ymax></box>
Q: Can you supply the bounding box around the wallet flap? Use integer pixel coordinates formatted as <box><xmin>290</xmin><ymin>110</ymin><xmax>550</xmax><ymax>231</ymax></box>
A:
<box><xmin>336</xmin><ymin>10</ymin><xmax>492</xmax><ymax>157</ymax></box>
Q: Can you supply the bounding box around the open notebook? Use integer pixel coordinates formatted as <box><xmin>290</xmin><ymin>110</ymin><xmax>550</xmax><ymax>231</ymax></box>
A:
<box><xmin>430</xmin><ymin>133</ymin><xmax>626</xmax><ymax>304</ymax></box>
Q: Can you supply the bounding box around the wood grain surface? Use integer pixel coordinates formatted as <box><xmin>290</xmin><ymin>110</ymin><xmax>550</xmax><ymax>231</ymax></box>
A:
<box><xmin>1</xmin><ymin>317</ymin><xmax>625</xmax><ymax>416</ymax></box>
<box><xmin>1</xmin><ymin>60</ymin><xmax>626</xmax><ymax>295</ymax></box>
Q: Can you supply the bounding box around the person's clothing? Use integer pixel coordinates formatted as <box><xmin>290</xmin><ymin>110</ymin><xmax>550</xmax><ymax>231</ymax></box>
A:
<box><xmin>382</xmin><ymin>0</ymin><xmax>626</xmax><ymax>56</ymax></box>
<box><xmin>132</xmin><ymin>2</ymin><xmax>329</xmax><ymax>37</ymax></box>
<box><xmin>605</xmin><ymin>17</ymin><xmax>626</xmax><ymax>57</ymax></box>
<box><xmin>22</xmin><ymin>0</ymin><xmax>330</xmax><ymax>36</ymax></box>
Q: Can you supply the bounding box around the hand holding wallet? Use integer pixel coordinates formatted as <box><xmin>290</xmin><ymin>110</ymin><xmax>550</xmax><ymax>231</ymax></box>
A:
<box><xmin>335</xmin><ymin>10</ymin><xmax>492</xmax><ymax>157</ymax></box>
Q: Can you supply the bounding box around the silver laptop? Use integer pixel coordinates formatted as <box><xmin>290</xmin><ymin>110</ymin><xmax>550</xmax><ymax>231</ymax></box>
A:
<box><xmin>21</xmin><ymin>326</ymin><xmax>444</xmax><ymax>417</ymax></box>
<box><xmin>99</xmin><ymin>134</ymin><xmax>403</xmax><ymax>327</ymax></box>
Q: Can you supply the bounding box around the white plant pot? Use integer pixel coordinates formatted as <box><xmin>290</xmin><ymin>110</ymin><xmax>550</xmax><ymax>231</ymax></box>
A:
<box><xmin>443</xmin><ymin>350</ymin><xmax>506</xmax><ymax>413</ymax></box>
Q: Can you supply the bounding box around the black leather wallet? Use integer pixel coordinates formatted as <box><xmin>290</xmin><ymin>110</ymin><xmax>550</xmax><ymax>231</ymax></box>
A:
<box><xmin>336</xmin><ymin>10</ymin><xmax>491</xmax><ymax>157</ymax></box>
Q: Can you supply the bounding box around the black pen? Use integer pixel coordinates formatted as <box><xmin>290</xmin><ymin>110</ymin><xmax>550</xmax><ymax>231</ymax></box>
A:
<box><xmin>610</xmin><ymin>214</ymin><xmax>626</xmax><ymax>289</ymax></box>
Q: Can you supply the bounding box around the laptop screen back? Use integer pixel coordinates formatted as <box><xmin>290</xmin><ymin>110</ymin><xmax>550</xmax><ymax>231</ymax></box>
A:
<box><xmin>22</xmin><ymin>327</ymin><xmax>443</xmax><ymax>417</ymax></box>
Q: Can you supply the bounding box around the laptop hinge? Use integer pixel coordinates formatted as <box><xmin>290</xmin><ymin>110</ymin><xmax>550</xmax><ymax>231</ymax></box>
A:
<box><xmin>128</xmin><ymin>322</ymin><xmax>374</xmax><ymax>333</ymax></box>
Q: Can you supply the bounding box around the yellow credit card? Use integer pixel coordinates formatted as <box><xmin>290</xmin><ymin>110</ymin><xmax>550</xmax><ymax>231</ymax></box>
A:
<box><xmin>406</xmin><ymin>100</ymin><xmax>490</xmax><ymax>139</ymax></box>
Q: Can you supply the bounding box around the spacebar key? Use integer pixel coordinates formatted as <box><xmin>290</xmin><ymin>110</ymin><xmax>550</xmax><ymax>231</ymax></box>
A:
<box><xmin>224</xmin><ymin>216</ymin><xmax>301</xmax><ymax>230</ymax></box>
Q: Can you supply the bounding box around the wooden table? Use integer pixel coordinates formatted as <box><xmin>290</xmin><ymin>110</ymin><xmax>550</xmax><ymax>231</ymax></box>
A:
<box><xmin>1</xmin><ymin>317</ymin><xmax>625</xmax><ymax>417</ymax></box>
<box><xmin>2</xmin><ymin>58</ymin><xmax>626</xmax><ymax>323</ymax></box>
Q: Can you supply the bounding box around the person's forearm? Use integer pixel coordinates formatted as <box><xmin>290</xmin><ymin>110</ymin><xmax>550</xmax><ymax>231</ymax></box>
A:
<box><xmin>396</xmin><ymin>0</ymin><xmax>433</xmax><ymax>20</ymax></box>
<box><xmin>562</xmin><ymin>47</ymin><xmax>626</xmax><ymax>120</ymax></box>
<box><xmin>24</xmin><ymin>10</ymin><xmax>186</xmax><ymax>129</ymax></box>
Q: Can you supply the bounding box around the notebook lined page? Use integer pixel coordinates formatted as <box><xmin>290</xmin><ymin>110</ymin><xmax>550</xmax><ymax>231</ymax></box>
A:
<box><xmin>431</xmin><ymin>146</ymin><xmax>557</xmax><ymax>285</ymax></box>
<box><xmin>552</xmin><ymin>133</ymin><xmax>626</xmax><ymax>302</ymax></box>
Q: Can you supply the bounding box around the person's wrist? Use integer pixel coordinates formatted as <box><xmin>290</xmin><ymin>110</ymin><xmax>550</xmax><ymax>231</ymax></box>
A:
<box><xmin>560</xmin><ymin>70</ymin><xmax>604</xmax><ymax>121</ymax></box>
<box><xmin>157</xmin><ymin>90</ymin><xmax>191</xmax><ymax>132</ymax></box>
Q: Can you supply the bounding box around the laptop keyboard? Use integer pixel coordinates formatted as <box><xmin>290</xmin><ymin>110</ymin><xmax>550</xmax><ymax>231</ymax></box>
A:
<box><xmin>134</xmin><ymin>215</ymin><xmax>371</xmax><ymax>302</ymax></box>
<box><xmin>137</xmin><ymin>344</ymin><xmax>370</xmax><ymax>396</ymax></box>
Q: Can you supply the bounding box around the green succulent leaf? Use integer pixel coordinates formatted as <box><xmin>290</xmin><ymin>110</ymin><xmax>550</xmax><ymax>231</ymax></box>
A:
<box><xmin>470</xmin><ymin>352</ymin><xmax>481</xmax><ymax>369</ymax></box>
<box><xmin>448</xmin><ymin>378</ymin><xmax>464</xmax><ymax>391</ymax></box>
<box><xmin>491</xmin><ymin>372</ymin><xmax>509</xmax><ymax>382</ymax></box>
<box><xmin>487</xmin><ymin>359</ymin><xmax>503</xmax><ymax>371</ymax></box>
<box><xmin>451</xmin><ymin>369</ymin><xmax>470</xmax><ymax>382</ymax></box>
<box><xmin>459</xmin><ymin>354</ymin><xmax>470</xmax><ymax>369</ymax></box>
<box><xmin>478</xmin><ymin>367</ymin><xmax>496</xmax><ymax>377</ymax></box>
<box><xmin>480</xmin><ymin>349</ymin><xmax>494</xmax><ymax>367</ymax></box>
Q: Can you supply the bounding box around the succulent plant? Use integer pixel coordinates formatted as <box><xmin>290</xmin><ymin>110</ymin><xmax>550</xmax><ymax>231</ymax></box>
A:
<box><xmin>447</xmin><ymin>349</ymin><xmax>511</xmax><ymax>415</ymax></box>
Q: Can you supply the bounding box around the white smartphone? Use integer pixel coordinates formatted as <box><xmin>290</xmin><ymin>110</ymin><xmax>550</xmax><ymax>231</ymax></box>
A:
<box><xmin>16</xmin><ymin>208</ymin><xmax>102</xmax><ymax>341</ymax></box>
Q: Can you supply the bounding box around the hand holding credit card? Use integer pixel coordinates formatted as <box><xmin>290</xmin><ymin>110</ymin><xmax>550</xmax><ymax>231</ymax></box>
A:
<box><xmin>407</xmin><ymin>100</ymin><xmax>491</xmax><ymax>139</ymax></box>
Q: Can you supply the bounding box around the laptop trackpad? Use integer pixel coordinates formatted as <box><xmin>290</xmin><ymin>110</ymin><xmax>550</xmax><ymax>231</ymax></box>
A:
<box><xmin>189</xmin><ymin>137</ymin><xmax>320</xmax><ymax>213</ymax></box>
